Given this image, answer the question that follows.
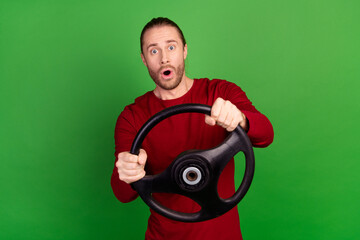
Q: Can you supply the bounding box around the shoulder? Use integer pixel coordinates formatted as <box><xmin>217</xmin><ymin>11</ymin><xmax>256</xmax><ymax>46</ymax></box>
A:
<box><xmin>195</xmin><ymin>78</ymin><xmax>239</xmax><ymax>87</ymax></box>
<box><xmin>134</xmin><ymin>91</ymin><xmax>154</xmax><ymax>107</ymax></box>
<box><xmin>195</xmin><ymin>78</ymin><xmax>244</xmax><ymax>95</ymax></box>
<box><xmin>121</xmin><ymin>91</ymin><xmax>153</xmax><ymax>114</ymax></box>
<box><xmin>117</xmin><ymin>91</ymin><xmax>155</xmax><ymax>130</ymax></box>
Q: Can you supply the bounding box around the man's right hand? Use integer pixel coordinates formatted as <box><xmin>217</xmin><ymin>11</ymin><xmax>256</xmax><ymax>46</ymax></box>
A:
<box><xmin>116</xmin><ymin>149</ymin><xmax>147</xmax><ymax>184</ymax></box>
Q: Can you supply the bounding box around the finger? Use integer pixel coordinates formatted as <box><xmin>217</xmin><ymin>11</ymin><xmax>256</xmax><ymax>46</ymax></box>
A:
<box><xmin>116</xmin><ymin>153</ymin><xmax>132</xmax><ymax>168</ymax></box>
<box><xmin>120</xmin><ymin>167</ymin><xmax>144</xmax><ymax>177</ymax></box>
<box><xmin>116</xmin><ymin>155</ymin><xmax>142</xmax><ymax>171</ymax></box>
<box><xmin>123</xmin><ymin>154</ymin><xmax>139</xmax><ymax>163</ymax></box>
<box><xmin>129</xmin><ymin>171</ymin><xmax>146</xmax><ymax>183</ymax></box>
<box><xmin>239</xmin><ymin>112</ymin><xmax>248</xmax><ymax>130</ymax></box>
<box><xmin>115</xmin><ymin>159</ymin><xmax>121</xmax><ymax>168</ymax></box>
<box><xmin>138</xmin><ymin>149</ymin><xmax>147</xmax><ymax>165</ymax></box>
<box><xmin>223</xmin><ymin>106</ymin><xmax>234</xmax><ymax>127</ymax></box>
<box><xmin>118</xmin><ymin>152</ymin><xmax>138</xmax><ymax>164</ymax></box>
<box><xmin>120</xmin><ymin>170</ymin><xmax>146</xmax><ymax>184</ymax></box>
<box><xmin>211</xmin><ymin>97</ymin><xmax>224</xmax><ymax>120</ymax></box>
<box><xmin>226</xmin><ymin>117</ymin><xmax>239</xmax><ymax>132</ymax></box>
<box><xmin>228</xmin><ymin>109</ymin><xmax>246</xmax><ymax>131</ymax></box>
<box><xmin>205</xmin><ymin>115</ymin><xmax>216</xmax><ymax>126</ymax></box>
<box><xmin>121</xmin><ymin>162</ymin><xmax>140</xmax><ymax>170</ymax></box>
<box><xmin>118</xmin><ymin>164</ymin><xmax>145</xmax><ymax>178</ymax></box>
<box><xmin>217</xmin><ymin>100</ymin><xmax>232</xmax><ymax>124</ymax></box>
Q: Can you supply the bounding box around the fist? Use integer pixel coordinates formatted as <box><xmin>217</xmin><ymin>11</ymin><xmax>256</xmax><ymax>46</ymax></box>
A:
<box><xmin>116</xmin><ymin>149</ymin><xmax>147</xmax><ymax>184</ymax></box>
<box><xmin>205</xmin><ymin>98</ymin><xmax>248</xmax><ymax>132</ymax></box>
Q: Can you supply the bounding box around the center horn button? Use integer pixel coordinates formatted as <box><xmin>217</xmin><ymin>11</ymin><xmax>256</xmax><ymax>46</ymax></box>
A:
<box><xmin>183</xmin><ymin>167</ymin><xmax>202</xmax><ymax>185</ymax></box>
<box><xmin>173</xmin><ymin>156</ymin><xmax>211</xmax><ymax>192</ymax></box>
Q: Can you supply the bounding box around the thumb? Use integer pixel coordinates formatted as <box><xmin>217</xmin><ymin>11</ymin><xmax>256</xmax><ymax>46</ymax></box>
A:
<box><xmin>205</xmin><ymin>115</ymin><xmax>216</xmax><ymax>126</ymax></box>
<box><xmin>138</xmin><ymin>149</ymin><xmax>147</xmax><ymax>165</ymax></box>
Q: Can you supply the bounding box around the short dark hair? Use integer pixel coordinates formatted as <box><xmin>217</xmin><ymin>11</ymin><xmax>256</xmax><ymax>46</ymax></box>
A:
<box><xmin>140</xmin><ymin>17</ymin><xmax>186</xmax><ymax>53</ymax></box>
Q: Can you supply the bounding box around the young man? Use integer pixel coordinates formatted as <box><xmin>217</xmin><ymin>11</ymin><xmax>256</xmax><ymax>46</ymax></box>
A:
<box><xmin>111</xmin><ymin>17</ymin><xmax>274</xmax><ymax>239</ymax></box>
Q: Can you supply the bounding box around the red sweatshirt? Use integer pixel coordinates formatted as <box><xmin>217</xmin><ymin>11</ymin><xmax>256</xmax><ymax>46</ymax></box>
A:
<box><xmin>111</xmin><ymin>78</ymin><xmax>274</xmax><ymax>239</ymax></box>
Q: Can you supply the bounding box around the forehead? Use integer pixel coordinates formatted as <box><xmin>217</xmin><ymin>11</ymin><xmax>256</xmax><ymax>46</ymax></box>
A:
<box><xmin>142</xmin><ymin>25</ymin><xmax>182</xmax><ymax>46</ymax></box>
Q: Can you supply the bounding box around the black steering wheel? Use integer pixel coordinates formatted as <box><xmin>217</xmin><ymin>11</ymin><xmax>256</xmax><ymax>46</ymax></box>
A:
<box><xmin>130</xmin><ymin>104</ymin><xmax>255</xmax><ymax>222</ymax></box>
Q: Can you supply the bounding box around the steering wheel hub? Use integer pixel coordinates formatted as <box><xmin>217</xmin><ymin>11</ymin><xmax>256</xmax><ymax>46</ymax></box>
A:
<box><xmin>173</xmin><ymin>157</ymin><xmax>210</xmax><ymax>192</ymax></box>
<box><xmin>183</xmin><ymin>167</ymin><xmax>201</xmax><ymax>184</ymax></box>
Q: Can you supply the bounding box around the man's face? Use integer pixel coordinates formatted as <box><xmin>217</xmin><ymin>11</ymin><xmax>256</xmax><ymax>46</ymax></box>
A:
<box><xmin>141</xmin><ymin>25</ymin><xmax>187</xmax><ymax>90</ymax></box>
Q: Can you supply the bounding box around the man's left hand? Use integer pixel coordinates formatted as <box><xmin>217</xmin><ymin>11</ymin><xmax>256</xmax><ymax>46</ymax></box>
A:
<box><xmin>205</xmin><ymin>97</ymin><xmax>248</xmax><ymax>132</ymax></box>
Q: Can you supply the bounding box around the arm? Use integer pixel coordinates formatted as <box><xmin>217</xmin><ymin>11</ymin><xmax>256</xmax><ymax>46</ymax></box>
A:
<box><xmin>110</xmin><ymin>107</ymin><xmax>146</xmax><ymax>203</ymax></box>
<box><xmin>206</xmin><ymin>80</ymin><xmax>274</xmax><ymax>148</ymax></box>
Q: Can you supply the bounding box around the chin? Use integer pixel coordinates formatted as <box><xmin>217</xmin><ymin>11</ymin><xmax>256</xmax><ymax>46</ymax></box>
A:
<box><xmin>159</xmin><ymin>78</ymin><xmax>181</xmax><ymax>90</ymax></box>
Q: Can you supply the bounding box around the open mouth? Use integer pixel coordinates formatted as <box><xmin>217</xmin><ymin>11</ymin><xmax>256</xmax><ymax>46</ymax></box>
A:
<box><xmin>161</xmin><ymin>68</ymin><xmax>174</xmax><ymax>79</ymax></box>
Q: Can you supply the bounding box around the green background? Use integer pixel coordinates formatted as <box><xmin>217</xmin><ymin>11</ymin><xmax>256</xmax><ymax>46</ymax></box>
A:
<box><xmin>1</xmin><ymin>0</ymin><xmax>359</xmax><ymax>239</ymax></box>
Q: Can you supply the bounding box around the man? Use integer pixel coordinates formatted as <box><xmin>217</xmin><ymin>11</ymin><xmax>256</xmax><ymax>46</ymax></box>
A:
<box><xmin>111</xmin><ymin>17</ymin><xmax>274</xmax><ymax>239</ymax></box>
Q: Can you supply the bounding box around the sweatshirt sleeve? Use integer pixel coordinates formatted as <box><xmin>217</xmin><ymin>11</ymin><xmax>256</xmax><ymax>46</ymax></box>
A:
<box><xmin>218</xmin><ymin>80</ymin><xmax>274</xmax><ymax>148</ymax></box>
<box><xmin>110</xmin><ymin>106</ymin><xmax>139</xmax><ymax>203</ymax></box>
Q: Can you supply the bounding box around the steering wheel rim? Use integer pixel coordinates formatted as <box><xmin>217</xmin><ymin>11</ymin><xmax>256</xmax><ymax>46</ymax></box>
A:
<box><xmin>130</xmin><ymin>104</ymin><xmax>255</xmax><ymax>222</ymax></box>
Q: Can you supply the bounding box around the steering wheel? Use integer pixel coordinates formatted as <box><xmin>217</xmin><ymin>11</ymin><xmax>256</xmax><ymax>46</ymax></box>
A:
<box><xmin>130</xmin><ymin>104</ymin><xmax>255</xmax><ymax>222</ymax></box>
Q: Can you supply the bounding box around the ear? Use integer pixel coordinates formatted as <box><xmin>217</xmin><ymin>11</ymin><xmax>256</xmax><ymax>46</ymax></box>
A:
<box><xmin>183</xmin><ymin>44</ymin><xmax>188</xmax><ymax>60</ymax></box>
<box><xmin>141</xmin><ymin>53</ymin><xmax>147</xmax><ymax>67</ymax></box>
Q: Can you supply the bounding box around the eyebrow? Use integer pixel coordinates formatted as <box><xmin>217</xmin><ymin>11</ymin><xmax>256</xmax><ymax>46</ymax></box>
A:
<box><xmin>147</xmin><ymin>40</ymin><xmax>178</xmax><ymax>50</ymax></box>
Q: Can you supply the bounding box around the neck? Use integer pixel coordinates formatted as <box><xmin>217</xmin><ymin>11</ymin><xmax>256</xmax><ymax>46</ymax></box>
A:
<box><xmin>154</xmin><ymin>75</ymin><xmax>194</xmax><ymax>100</ymax></box>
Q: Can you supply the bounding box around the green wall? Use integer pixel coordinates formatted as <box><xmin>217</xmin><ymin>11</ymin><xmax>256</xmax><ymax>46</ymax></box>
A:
<box><xmin>1</xmin><ymin>0</ymin><xmax>359</xmax><ymax>239</ymax></box>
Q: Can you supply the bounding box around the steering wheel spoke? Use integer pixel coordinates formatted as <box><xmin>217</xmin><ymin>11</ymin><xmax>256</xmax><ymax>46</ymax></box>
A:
<box><xmin>133</xmin><ymin>167</ymin><xmax>180</xmax><ymax>195</ymax></box>
<box><xmin>198</xmin><ymin>127</ymin><xmax>249</xmax><ymax>175</ymax></box>
<box><xmin>185</xmin><ymin>186</ymin><xmax>234</xmax><ymax>219</ymax></box>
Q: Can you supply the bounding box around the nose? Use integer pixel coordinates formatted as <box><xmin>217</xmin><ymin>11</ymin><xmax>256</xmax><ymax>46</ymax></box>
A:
<box><xmin>161</xmin><ymin>51</ymin><xmax>169</xmax><ymax>65</ymax></box>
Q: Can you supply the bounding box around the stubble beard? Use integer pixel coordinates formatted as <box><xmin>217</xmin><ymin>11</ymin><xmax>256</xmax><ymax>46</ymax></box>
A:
<box><xmin>148</xmin><ymin>62</ymin><xmax>185</xmax><ymax>90</ymax></box>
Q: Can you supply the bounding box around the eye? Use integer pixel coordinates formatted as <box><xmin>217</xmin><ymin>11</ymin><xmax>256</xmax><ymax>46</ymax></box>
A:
<box><xmin>168</xmin><ymin>45</ymin><xmax>175</xmax><ymax>51</ymax></box>
<box><xmin>151</xmin><ymin>49</ymin><xmax>158</xmax><ymax>54</ymax></box>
